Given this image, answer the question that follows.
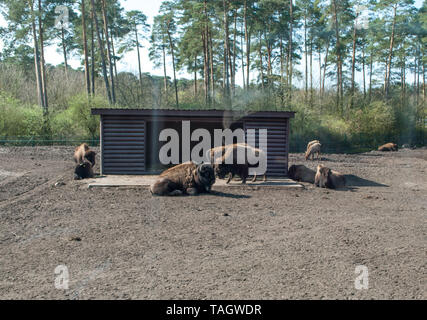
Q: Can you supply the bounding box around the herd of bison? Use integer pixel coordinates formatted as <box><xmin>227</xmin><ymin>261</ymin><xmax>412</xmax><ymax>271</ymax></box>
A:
<box><xmin>73</xmin><ymin>141</ymin><xmax>400</xmax><ymax>194</ymax></box>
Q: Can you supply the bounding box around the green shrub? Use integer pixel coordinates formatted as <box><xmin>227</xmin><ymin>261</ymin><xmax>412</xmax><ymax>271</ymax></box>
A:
<box><xmin>66</xmin><ymin>94</ymin><xmax>106</xmax><ymax>138</ymax></box>
<box><xmin>0</xmin><ymin>92</ymin><xmax>44</xmax><ymax>137</ymax></box>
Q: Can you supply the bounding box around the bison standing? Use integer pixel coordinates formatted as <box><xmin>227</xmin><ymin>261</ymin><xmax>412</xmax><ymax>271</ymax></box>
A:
<box><xmin>73</xmin><ymin>143</ymin><xmax>96</xmax><ymax>180</ymax></box>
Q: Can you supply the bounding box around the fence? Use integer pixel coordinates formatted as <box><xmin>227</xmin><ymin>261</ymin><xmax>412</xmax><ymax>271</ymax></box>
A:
<box><xmin>0</xmin><ymin>136</ymin><xmax>100</xmax><ymax>147</ymax></box>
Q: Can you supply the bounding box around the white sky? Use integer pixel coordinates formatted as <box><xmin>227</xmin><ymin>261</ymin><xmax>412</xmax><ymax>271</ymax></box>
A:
<box><xmin>0</xmin><ymin>0</ymin><xmax>425</xmax><ymax>88</ymax></box>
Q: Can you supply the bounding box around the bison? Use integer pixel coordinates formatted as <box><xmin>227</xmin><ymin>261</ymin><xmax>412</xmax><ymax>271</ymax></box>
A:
<box><xmin>74</xmin><ymin>143</ymin><xmax>96</xmax><ymax>167</ymax></box>
<box><xmin>288</xmin><ymin>164</ymin><xmax>316</xmax><ymax>184</ymax></box>
<box><xmin>378</xmin><ymin>143</ymin><xmax>398</xmax><ymax>152</ymax></box>
<box><xmin>207</xmin><ymin>143</ymin><xmax>267</xmax><ymax>183</ymax></box>
<box><xmin>150</xmin><ymin>162</ymin><xmax>216</xmax><ymax>196</ymax></box>
<box><xmin>74</xmin><ymin>161</ymin><xmax>94</xmax><ymax>180</ymax></box>
<box><xmin>307</xmin><ymin>140</ymin><xmax>320</xmax><ymax>151</ymax></box>
<box><xmin>315</xmin><ymin>164</ymin><xmax>346</xmax><ymax>189</ymax></box>
<box><xmin>305</xmin><ymin>142</ymin><xmax>321</xmax><ymax>161</ymax></box>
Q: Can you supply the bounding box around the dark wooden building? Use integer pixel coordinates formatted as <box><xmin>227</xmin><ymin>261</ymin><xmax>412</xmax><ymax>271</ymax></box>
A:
<box><xmin>91</xmin><ymin>109</ymin><xmax>295</xmax><ymax>176</ymax></box>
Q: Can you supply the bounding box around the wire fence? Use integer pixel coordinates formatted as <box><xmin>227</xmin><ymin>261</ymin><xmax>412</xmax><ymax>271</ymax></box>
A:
<box><xmin>0</xmin><ymin>136</ymin><xmax>100</xmax><ymax>147</ymax></box>
<box><xmin>0</xmin><ymin>134</ymin><xmax>424</xmax><ymax>154</ymax></box>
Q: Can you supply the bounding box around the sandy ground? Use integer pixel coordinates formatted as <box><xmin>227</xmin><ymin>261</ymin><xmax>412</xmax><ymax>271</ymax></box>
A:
<box><xmin>0</xmin><ymin>146</ymin><xmax>425</xmax><ymax>300</ymax></box>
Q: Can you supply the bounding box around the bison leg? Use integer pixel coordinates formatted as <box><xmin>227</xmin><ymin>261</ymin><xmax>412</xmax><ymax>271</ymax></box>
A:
<box><xmin>186</xmin><ymin>188</ymin><xmax>198</xmax><ymax>196</ymax></box>
<box><xmin>169</xmin><ymin>190</ymin><xmax>184</xmax><ymax>196</ymax></box>
<box><xmin>251</xmin><ymin>173</ymin><xmax>257</xmax><ymax>183</ymax></box>
<box><xmin>150</xmin><ymin>178</ymin><xmax>181</xmax><ymax>196</ymax></box>
<box><xmin>226</xmin><ymin>173</ymin><xmax>234</xmax><ymax>184</ymax></box>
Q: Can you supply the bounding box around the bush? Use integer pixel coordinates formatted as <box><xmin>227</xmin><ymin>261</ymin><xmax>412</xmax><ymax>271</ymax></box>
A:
<box><xmin>348</xmin><ymin>101</ymin><xmax>396</xmax><ymax>147</ymax></box>
<box><xmin>0</xmin><ymin>92</ymin><xmax>44</xmax><ymax>137</ymax></box>
<box><xmin>66</xmin><ymin>94</ymin><xmax>107</xmax><ymax>138</ymax></box>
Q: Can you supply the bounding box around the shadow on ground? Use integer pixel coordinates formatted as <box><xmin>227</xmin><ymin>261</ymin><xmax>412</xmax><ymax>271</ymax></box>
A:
<box><xmin>344</xmin><ymin>174</ymin><xmax>388</xmax><ymax>188</ymax></box>
<box><xmin>208</xmin><ymin>190</ymin><xmax>251</xmax><ymax>199</ymax></box>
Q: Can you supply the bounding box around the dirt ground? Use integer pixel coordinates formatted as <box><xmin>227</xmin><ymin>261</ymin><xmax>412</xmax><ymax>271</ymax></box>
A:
<box><xmin>0</xmin><ymin>146</ymin><xmax>425</xmax><ymax>300</ymax></box>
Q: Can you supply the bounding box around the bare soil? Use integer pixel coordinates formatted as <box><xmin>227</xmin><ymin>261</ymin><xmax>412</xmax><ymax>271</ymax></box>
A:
<box><xmin>0</xmin><ymin>146</ymin><xmax>426</xmax><ymax>300</ymax></box>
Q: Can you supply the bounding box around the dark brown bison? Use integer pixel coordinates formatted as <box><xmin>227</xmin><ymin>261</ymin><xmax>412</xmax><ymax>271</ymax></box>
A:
<box><xmin>208</xmin><ymin>143</ymin><xmax>267</xmax><ymax>183</ymax></box>
<box><xmin>74</xmin><ymin>161</ymin><xmax>94</xmax><ymax>180</ymax></box>
<box><xmin>378</xmin><ymin>143</ymin><xmax>398</xmax><ymax>152</ymax></box>
<box><xmin>288</xmin><ymin>165</ymin><xmax>316</xmax><ymax>184</ymax></box>
<box><xmin>74</xmin><ymin>143</ymin><xmax>96</xmax><ymax>166</ymax></box>
<box><xmin>315</xmin><ymin>164</ymin><xmax>346</xmax><ymax>189</ymax></box>
<box><xmin>150</xmin><ymin>162</ymin><xmax>216</xmax><ymax>196</ymax></box>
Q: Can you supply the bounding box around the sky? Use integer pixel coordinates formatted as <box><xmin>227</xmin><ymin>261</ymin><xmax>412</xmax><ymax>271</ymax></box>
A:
<box><xmin>0</xmin><ymin>0</ymin><xmax>425</xmax><ymax>88</ymax></box>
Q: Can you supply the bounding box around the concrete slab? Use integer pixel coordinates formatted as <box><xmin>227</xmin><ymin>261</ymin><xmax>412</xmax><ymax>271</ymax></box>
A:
<box><xmin>87</xmin><ymin>175</ymin><xmax>303</xmax><ymax>189</ymax></box>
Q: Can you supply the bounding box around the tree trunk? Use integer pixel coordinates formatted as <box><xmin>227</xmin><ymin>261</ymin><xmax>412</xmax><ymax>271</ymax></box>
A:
<box><xmin>135</xmin><ymin>24</ymin><xmax>144</xmax><ymax>98</ymax></box>
<box><xmin>28</xmin><ymin>0</ymin><xmax>44</xmax><ymax>109</ymax></box>
<box><xmin>384</xmin><ymin>4</ymin><xmax>397</xmax><ymax>98</ymax></box>
<box><xmin>310</xmin><ymin>36</ymin><xmax>313</xmax><ymax>106</ymax></box>
<box><xmin>101</xmin><ymin>0</ymin><xmax>116</xmax><ymax>104</ymax></box>
<box><xmin>110</xmin><ymin>29</ymin><xmax>118</xmax><ymax>79</ymax></box>
<box><xmin>223</xmin><ymin>0</ymin><xmax>230</xmax><ymax>100</ymax></box>
<box><xmin>38</xmin><ymin>0</ymin><xmax>48</xmax><ymax>112</ymax></box>
<box><xmin>232</xmin><ymin>11</ymin><xmax>237</xmax><ymax>96</ymax></box>
<box><xmin>369</xmin><ymin>51</ymin><xmax>373</xmax><ymax>102</ymax></box>
<box><xmin>90</xmin><ymin>0</ymin><xmax>112</xmax><ymax>103</ymax></box>
<box><xmin>241</xmin><ymin>23</ymin><xmax>245</xmax><ymax>90</ymax></box>
<box><xmin>167</xmin><ymin>29</ymin><xmax>179</xmax><ymax>108</ymax></box>
<box><xmin>60</xmin><ymin>27</ymin><xmax>69</xmax><ymax>80</ymax></box>
<box><xmin>81</xmin><ymin>0</ymin><xmax>91</xmax><ymax>96</ymax></box>
<box><xmin>318</xmin><ymin>47</ymin><xmax>322</xmax><ymax>98</ymax></box>
<box><xmin>288</xmin><ymin>0</ymin><xmax>293</xmax><ymax>99</ymax></box>
<box><xmin>194</xmin><ymin>55</ymin><xmax>197</xmax><ymax>97</ymax></box>
<box><xmin>202</xmin><ymin>32</ymin><xmax>208</xmax><ymax>104</ymax></box>
<box><xmin>351</xmin><ymin>11</ymin><xmax>358</xmax><ymax>107</ymax></box>
<box><xmin>209</xmin><ymin>28</ymin><xmax>214</xmax><ymax>104</ymax></box>
<box><xmin>90</xmin><ymin>8</ymin><xmax>95</xmax><ymax>95</ymax></box>
<box><xmin>162</xmin><ymin>45</ymin><xmax>167</xmax><ymax>95</ymax></box>
<box><xmin>258</xmin><ymin>32</ymin><xmax>264</xmax><ymax>90</ymax></box>
<box><xmin>244</xmin><ymin>0</ymin><xmax>251</xmax><ymax>89</ymax></box>
<box><xmin>322</xmin><ymin>39</ymin><xmax>330</xmax><ymax>97</ymax></box>
<box><xmin>332</xmin><ymin>0</ymin><xmax>342</xmax><ymax>112</ymax></box>
<box><xmin>362</xmin><ymin>44</ymin><xmax>366</xmax><ymax>100</ymax></box>
<box><xmin>304</xmin><ymin>14</ymin><xmax>308</xmax><ymax>99</ymax></box>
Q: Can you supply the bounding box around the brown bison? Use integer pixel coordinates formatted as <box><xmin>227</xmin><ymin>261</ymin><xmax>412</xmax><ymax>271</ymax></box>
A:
<box><xmin>150</xmin><ymin>162</ymin><xmax>216</xmax><ymax>196</ymax></box>
<box><xmin>378</xmin><ymin>143</ymin><xmax>398</xmax><ymax>152</ymax></box>
<box><xmin>315</xmin><ymin>164</ymin><xmax>346</xmax><ymax>189</ymax></box>
<box><xmin>74</xmin><ymin>143</ymin><xmax>96</xmax><ymax>167</ymax></box>
<box><xmin>305</xmin><ymin>142</ymin><xmax>321</xmax><ymax>161</ymax></box>
<box><xmin>208</xmin><ymin>143</ymin><xmax>267</xmax><ymax>183</ymax></box>
<box><xmin>288</xmin><ymin>165</ymin><xmax>316</xmax><ymax>184</ymax></box>
<box><xmin>74</xmin><ymin>161</ymin><xmax>94</xmax><ymax>180</ymax></box>
<box><xmin>307</xmin><ymin>140</ymin><xmax>320</xmax><ymax>151</ymax></box>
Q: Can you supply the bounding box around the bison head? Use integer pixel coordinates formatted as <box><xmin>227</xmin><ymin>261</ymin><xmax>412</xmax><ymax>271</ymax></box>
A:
<box><xmin>197</xmin><ymin>164</ymin><xmax>216</xmax><ymax>192</ymax></box>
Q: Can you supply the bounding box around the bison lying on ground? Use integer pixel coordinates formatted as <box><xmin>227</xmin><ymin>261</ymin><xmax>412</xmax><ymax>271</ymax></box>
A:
<box><xmin>288</xmin><ymin>165</ymin><xmax>316</xmax><ymax>184</ymax></box>
<box><xmin>305</xmin><ymin>142</ymin><xmax>321</xmax><ymax>161</ymax></box>
<box><xmin>208</xmin><ymin>143</ymin><xmax>267</xmax><ymax>183</ymax></box>
<box><xmin>74</xmin><ymin>143</ymin><xmax>96</xmax><ymax>166</ymax></box>
<box><xmin>150</xmin><ymin>162</ymin><xmax>216</xmax><ymax>196</ymax></box>
<box><xmin>74</xmin><ymin>161</ymin><xmax>94</xmax><ymax>180</ymax></box>
<box><xmin>378</xmin><ymin>143</ymin><xmax>398</xmax><ymax>152</ymax></box>
<box><xmin>315</xmin><ymin>164</ymin><xmax>346</xmax><ymax>189</ymax></box>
